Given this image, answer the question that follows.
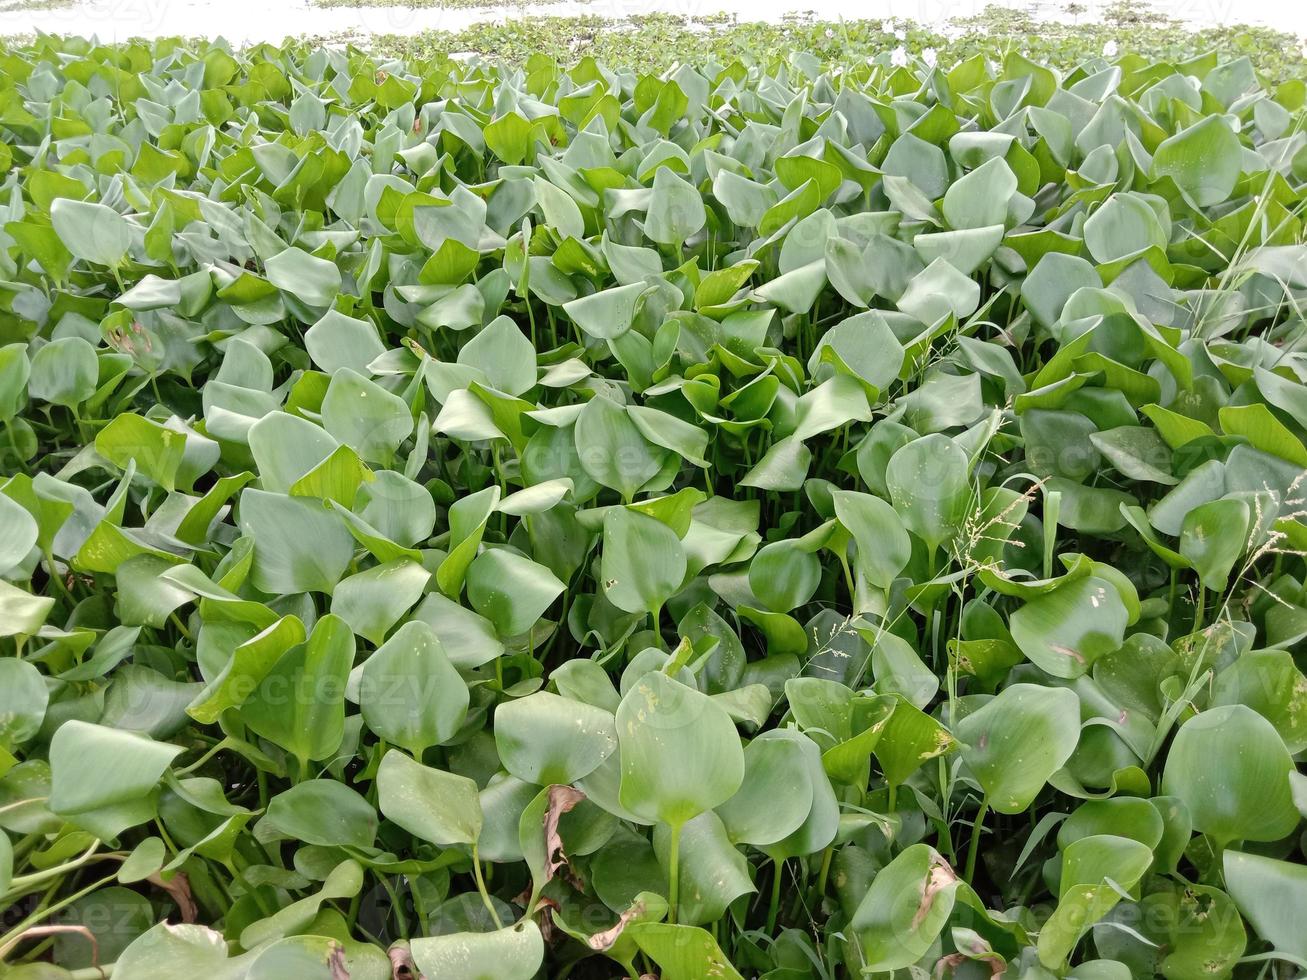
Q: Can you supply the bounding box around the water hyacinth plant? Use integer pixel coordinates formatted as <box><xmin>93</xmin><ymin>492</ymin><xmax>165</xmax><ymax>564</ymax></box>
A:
<box><xmin>0</xmin><ymin>28</ymin><xmax>1306</xmax><ymax>980</ymax></box>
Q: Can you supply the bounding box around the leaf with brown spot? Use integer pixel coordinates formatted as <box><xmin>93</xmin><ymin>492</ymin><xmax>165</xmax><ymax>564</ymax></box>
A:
<box><xmin>586</xmin><ymin>897</ymin><xmax>649</xmax><ymax>952</ymax></box>
<box><xmin>148</xmin><ymin>870</ymin><xmax>198</xmax><ymax>923</ymax></box>
<box><xmin>544</xmin><ymin>784</ymin><xmax>586</xmax><ymax>880</ymax></box>
<box><xmin>328</xmin><ymin>940</ymin><xmax>352</xmax><ymax>980</ymax></box>
<box><xmin>911</xmin><ymin>858</ymin><xmax>958</xmax><ymax>930</ymax></box>
<box><xmin>388</xmin><ymin>942</ymin><xmax>423</xmax><ymax>980</ymax></box>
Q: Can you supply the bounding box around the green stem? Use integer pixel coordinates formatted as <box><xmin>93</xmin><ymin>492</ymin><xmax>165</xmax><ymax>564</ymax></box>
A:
<box><xmin>0</xmin><ymin>871</ymin><xmax>120</xmax><ymax>959</ymax></box>
<box><xmin>470</xmin><ymin>845</ymin><xmax>503</xmax><ymax>929</ymax></box>
<box><xmin>6</xmin><ymin>840</ymin><xmax>101</xmax><ymax>893</ymax></box>
<box><xmin>813</xmin><ymin>847</ymin><xmax>833</xmax><ymax>906</ymax></box>
<box><xmin>43</xmin><ymin>551</ymin><xmax>74</xmax><ymax>606</ymax></box>
<box><xmin>964</xmin><ymin>795</ymin><xmax>990</xmax><ymax>884</ymax></box>
<box><xmin>667</xmin><ymin>823</ymin><xmax>682</xmax><ymax>925</ymax></box>
<box><xmin>1168</xmin><ymin>567</ymin><xmax>1178</xmax><ymax>627</ymax></box>
<box><xmin>378</xmin><ymin>875</ymin><xmax>409</xmax><ymax>941</ymax></box>
<box><xmin>766</xmin><ymin>858</ymin><xmax>783</xmax><ymax>933</ymax></box>
<box><xmin>175</xmin><ymin>738</ymin><xmax>231</xmax><ymax>776</ymax></box>
<box><xmin>169</xmin><ymin>612</ymin><xmax>192</xmax><ymax>641</ymax></box>
<box><xmin>1194</xmin><ymin>586</ymin><xmax>1207</xmax><ymax>630</ymax></box>
<box><xmin>4</xmin><ymin>422</ymin><xmax>27</xmax><ymax>474</ymax></box>
<box><xmin>409</xmin><ymin>874</ymin><xmax>430</xmax><ymax>935</ymax></box>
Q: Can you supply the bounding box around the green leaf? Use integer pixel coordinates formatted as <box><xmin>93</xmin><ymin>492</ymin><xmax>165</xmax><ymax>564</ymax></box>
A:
<box><xmin>321</xmin><ymin>369</ymin><xmax>414</xmax><ymax>464</ymax></box>
<box><xmin>575</xmin><ymin>395</ymin><xmax>664</xmax><ymax>500</ymax></box>
<box><xmin>410</xmin><ymin>922</ymin><xmax>544</xmax><ymax>980</ymax></box>
<box><xmin>563</xmin><ymin>282</ymin><xmax>648</xmax><ymax>341</ymax></box>
<box><xmin>1009</xmin><ymin>576</ymin><xmax>1129</xmax><ymax>679</ymax></box>
<box><xmin>304</xmin><ymin>310</ymin><xmax>386</xmax><ymax>375</ymax></box>
<box><xmin>331</xmin><ymin>558</ymin><xmax>431</xmax><ymax>644</ymax></box>
<box><xmin>1225</xmin><ymin>850</ymin><xmax>1307</xmax><ymax>960</ymax></box>
<box><xmin>49</xmin><ymin>721</ymin><xmax>182</xmax><ymax>816</ymax></box>
<box><xmin>95</xmin><ymin>414</ymin><xmax>188</xmax><ymax>491</ymax></box>
<box><xmin>715</xmin><ymin>732</ymin><xmax>813</xmax><ymax>847</ymax></box>
<box><xmin>1161</xmin><ymin>704</ymin><xmax>1298</xmax><ymax>845</ymax></box>
<box><xmin>28</xmin><ymin>337</ymin><xmax>98</xmax><ymax>409</ymax></box>
<box><xmin>645</xmin><ymin>166</ymin><xmax>706</xmax><ymax>245</ymax></box>
<box><xmin>1152</xmin><ymin>115</ymin><xmax>1243</xmax><ymax>207</ymax></box>
<box><xmin>359</xmin><ymin>620</ymin><xmax>469</xmax><ymax>757</ymax></box>
<box><xmin>851</xmin><ymin>844</ymin><xmax>961</xmax><ymax>972</ymax></box>
<box><xmin>1178</xmin><ymin>497</ymin><xmax>1251</xmax><ymax>592</ymax></box>
<box><xmin>601</xmin><ymin>508</ymin><xmax>686</xmax><ymax>616</ymax></box>
<box><xmin>832</xmin><ymin>489</ymin><xmax>911</xmax><ymax>590</ymax></box>
<box><xmin>459</xmin><ymin>315</ymin><xmax>537</xmax><ymax>397</ymax></box>
<box><xmin>265</xmin><ymin>246</ymin><xmax>342</xmax><ymax>306</ymax></box>
<box><xmin>616</xmin><ymin>672</ymin><xmax>744</xmax><ymax>827</ymax></box>
<box><xmin>0</xmin><ymin>491</ymin><xmax>38</xmax><ymax>577</ymax></box>
<box><xmin>239</xmin><ymin>613</ymin><xmax>354</xmax><ymax>765</ymax></box>
<box><xmin>956</xmin><ymin>684</ymin><xmax>1081</xmax><ymax>813</ymax></box>
<box><xmin>886</xmin><ymin>434</ymin><xmax>972</xmax><ymax>552</ymax></box>
<box><xmin>942</xmin><ymin>158</ymin><xmax>1017</xmax><ymax>229</ymax></box>
<box><xmin>0</xmin><ymin>658</ymin><xmax>48</xmax><ymax>749</ymax></box>
<box><xmin>629</xmin><ymin>923</ymin><xmax>744</xmax><ymax>980</ymax></box>
<box><xmin>466</xmin><ymin>549</ymin><xmax>565</xmax><ymax>637</ymax></box>
<box><xmin>377</xmin><ymin>749</ymin><xmax>482</xmax><ymax>846</ymax></box>
<box><xmin>238</xmin><ymin>490</ymin><xmax>355</xmax><ymax>594</ymax></box>
<box><xmin>51</xmin><ymin>198</ymin><xmax>131</xmax><ymax>266</ymax></box>
<box><xmin>264</xmin><ymin>780</ymin><xmax>377</xmax><ymax>847</ymax></box>
<box><xmin>494</xmin><ymin>690</ymin><xmax>618</xmax><ymax>785</ymax></box>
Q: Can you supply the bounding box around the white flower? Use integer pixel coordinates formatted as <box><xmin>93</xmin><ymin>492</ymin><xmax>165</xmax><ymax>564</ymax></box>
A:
<box><xmin>825</xmin><ymin>27</ymin><xmax>835</xmax><ymax>38</ymax></box>
<box><xmin>895</xmin><ymin>28</ymin><xmax>906</xmax><ymax>40</ymax></box>
<box><xmin>891</xmin><ymin>46</ymin><xmax>908</xmax><ymax>67</ymax></box>
<box><xmin>923</xmin><ymin>47</ymin><xmax>938</xmax><ymax>67</ymax></box>
<box><xmin>881</xmin><ymin>18</ymin><xmax>895</xmax><ymax>33</ymax></box>
<box><xmin>1103</xmin><ymin>39</ymin><xmax>1119</xmax><ymax>57</ymax></box>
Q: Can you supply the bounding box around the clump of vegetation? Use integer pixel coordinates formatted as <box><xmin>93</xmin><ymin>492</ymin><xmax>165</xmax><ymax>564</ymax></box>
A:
<box><xmin>0</xmin><ymin>0</ymin><xmax>73</xmax><ymax>11</ymax></box>
<box><xmin>311</xmin><ymin>0</ymin><xmax>588</xmax><ymax>10</ymax></box>
<box><xmin>0</xmin><ymin>25</ymin><xmax>1305</xmax><ymax>980</ymax></box>
<box><xmin>360</xmin><ymin>5</ymin><xmax>1307</xmax><ymax>80</ymax></box>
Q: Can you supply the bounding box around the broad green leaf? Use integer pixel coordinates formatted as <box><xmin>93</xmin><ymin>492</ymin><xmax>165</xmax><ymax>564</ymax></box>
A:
<box><xmin>1161</xmin><ymin>704</ymin><xmax>1297</xmax><ymax>845</ymax></box>
<box><xmin>494</xmin><ymin>690</ymin><xmax>618</xmax><ymax>785</ymax></box>
<box><xmin>28</xmin><ymin>337</ymin><xmax>97</xmax><ymax>408</ymax></box>
<box><xmin>51</xmin><ymin>198</ymin><xmax>131</xmax><ymax>266</ymax></box>
<box><xmin>49</xmin><ymin>721</ymin><xmax>182</xmax><ymax>816</ymax></box>
<box><xmin>359</xmin><ymin>620</ymin><xmax>469</xmax><ymax>757</ymax></box>
<box><xmin>1225</xmin><ymin>850</ymin><xmax>1307</xmax><ymax>960</ymax></box>
<box><xmin>851</xmin><ymin>844</ymin><xmax>961</xmax><ymax>972</ymax></box>
<box><xmin>956</xmin><ymin>684</ymin><xmax>1081</xmax><ymax>813</ymax></box>
<box><xmin>466</xmin><ymin>548</ymin><xmax>565</xmax><ymax>637</ymax></box>
<box><xmin>240</xmin><ymin>613</ymin><xmax>354</xmax><ymax>766</ymax></box>
<box><xmin>886</xmin><ymin>434</ymin><xmax>972</xmax><ymax>552</ymax></box>
<box><xmin>575</xmin><ymin>394</ymin><xmax>664</xmax><ymax>500</ymax></box>
<box><xmin>238</xmin><ymin>490</ymin><xmax>354</xmax><ymax>594</ymax></box>
<box><xmin>377</xmin><ymin>749</ymin><xmax>482</xmax><ymax>846</ymax></box>
<box><xmin>616</xmin><ymin>672</ymin><xmax>744</xmax><ymax>827</ymax></box>
<box><xmin>645</xmin><ymin>166</ymin><xmax>706</xmax><ymax>245</ymax></box>
<box><xmin>265</xmin><ymin>246</ymin><xmax>342</xmax><ymax>306</ymax></box>
<box><xmin>264</xmin><ymin>780</ymin><xmax>377</xmax><ymax>848</ymax></box>
<box><xmin>1152</xmin><ymin>115</ymin><xmax>1242</xmax><ymax>207</ymax></box>
<box><xmin>410</xmin><ymin>922</ymin><xmax>544</xmax><ymax>980</ymax></box>
<box><xmin>1009</xmin><ymin>576</ymin><xmax>1129</xmax><ymax>679</ymax></box>
<box><xmin>331</xmin><ymin>558</ymin><xmax>431</xmax><ymax>644</ymax></box>
<box><xmin>1178</xmin><ymin>497</ymin><xmax>1250</xmax><ymax>592</ymax></box>
<box><xmin>601</xmin><ymin>508</ymin><xmax>686</xmax><ymax>616</ymax></box>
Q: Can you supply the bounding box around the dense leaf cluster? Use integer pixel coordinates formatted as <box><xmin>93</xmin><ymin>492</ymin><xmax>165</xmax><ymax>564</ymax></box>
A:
<box><xmin>1</xmin><ymin>32</ymin><xmax>1306</xmax><ymax>980</ymax></box>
